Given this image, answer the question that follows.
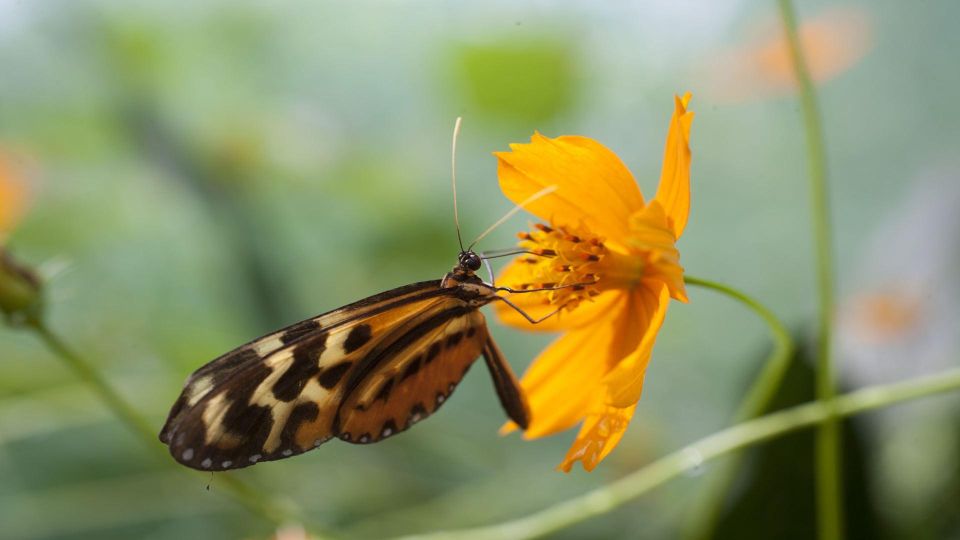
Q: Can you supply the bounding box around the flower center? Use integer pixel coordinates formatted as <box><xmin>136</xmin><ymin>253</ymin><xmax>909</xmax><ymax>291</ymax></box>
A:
<box><xmin>511</xmin><ymin>222</ymin><xmax>642</xmax><ymax>312</ymax></box>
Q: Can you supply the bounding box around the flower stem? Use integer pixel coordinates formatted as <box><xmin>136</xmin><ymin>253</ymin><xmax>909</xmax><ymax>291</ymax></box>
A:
<box><xmin>681</xmin><ymin>275</ymin><xmax>794</xmax><ymax>539</ymax></box>
<box><xmin>775</xmin><ymin>1</ymin><xmax>841</xmax><ymax>538</ymax></box>
<box><xmin>25</xmin><ymin>319</ymin><xmax>300</xmax><ymax>531</ymax></box>
<box><xmin>395</xmin><ymin>368</ymin><xmax>960</xmax><ymax>540</ymax></box>
<box><xmin>683</xmin><ymin>276</ymin><xmax>794</xmax><ymax>420</ymax></box>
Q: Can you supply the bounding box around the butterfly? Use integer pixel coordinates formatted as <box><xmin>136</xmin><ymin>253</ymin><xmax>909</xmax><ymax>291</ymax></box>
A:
<box><xmin>159</xmin><ymin>120</ymin><xmax>561</xmax><ymax>471</ymax></box>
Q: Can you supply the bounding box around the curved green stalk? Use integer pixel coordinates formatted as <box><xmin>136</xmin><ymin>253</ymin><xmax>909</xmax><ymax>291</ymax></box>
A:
<box><xmin>26</xmin><ymin>319</ymin><xmax>301</xmax><ymax>531</ymax></box>
<box><xmin>683</xmin><ymin>276</ymin><xmax>794</xmax><ymax>421</ymax></box>
<box><xmin>775</xmin><ymin>1</ymin><xmax>841</xmax><ymax>538</ymax></box>
<box><xmin>396</xmin><ymin>368</ymin><xmax>960</xmax><ymax>540</ymax></box>
<box><xmin>681</xmin><ymin>276</ymin><xmax>795</xmax><ymax>538</ymax></box>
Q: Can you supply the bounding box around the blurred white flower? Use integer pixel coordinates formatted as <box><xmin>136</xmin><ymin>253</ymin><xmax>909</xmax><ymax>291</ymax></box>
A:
<box><xmin>837</xmin><ymin>166</ymin><xmax>960</xmax><ymax>526</ymax></box>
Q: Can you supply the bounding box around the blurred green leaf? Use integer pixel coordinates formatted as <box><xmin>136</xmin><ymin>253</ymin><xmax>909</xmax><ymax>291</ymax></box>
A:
<box><xmin>448</xmin><ymin>37</ymin><xmax>579</xmax><ymax>124</ymax></box>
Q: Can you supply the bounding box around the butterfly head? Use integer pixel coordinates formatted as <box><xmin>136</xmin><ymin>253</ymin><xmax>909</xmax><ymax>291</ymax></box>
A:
<box><xmin>442</xmin><ymin>250</ymin><xmax>484</xmax><ymax>288</ymax></box>
<box><xmin>458</xmin><ymin>250</ymin><xmax>482</xmax><ymax>273</ymax></box>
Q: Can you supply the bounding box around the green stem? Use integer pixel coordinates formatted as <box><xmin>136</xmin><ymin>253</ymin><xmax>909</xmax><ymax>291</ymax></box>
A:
<box><xmin>775</xmin><ymin>1</ymin><xmax>841</xmax><ymax>538</ymax></box>
<box><xmin>30</xmin><ymin>321</ymin><xmax>159</xmax><ymax>443</ymax></box>
<box><xmin>395</xmin><ymin>368</ymin><xmax>960</xmax><ymax>540</ymax></box>
<box><xmin>681</xmin><ymin>276</ymin><xmax>795</xmax><ymax>538</ymax></box>
<box><xmin>683</xmin><ymin>276</ymin><xmax>794</xmax><ymax>421</ymax></box>
<box><xmin>26</xmin><ymin>320</ymin><xmax>300</xmax><ymax>531</ymax></box>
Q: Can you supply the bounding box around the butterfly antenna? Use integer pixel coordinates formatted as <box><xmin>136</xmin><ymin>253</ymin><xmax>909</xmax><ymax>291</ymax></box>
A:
<box><xmin>451</xmin><ymin>116</ymin><xmax>465</xmax><ymax>252</ymax></box>
<box><xmin>467</xmin><ymin>185</ymin><xmax>557</xmax><ymax>251</ymax></box>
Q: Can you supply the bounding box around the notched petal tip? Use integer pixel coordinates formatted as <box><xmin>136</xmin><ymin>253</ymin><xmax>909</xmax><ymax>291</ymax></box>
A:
<box><xmin>557</xmin><ymin>405</ymin><xmax>637</xmax><ymax>472</ymax></box>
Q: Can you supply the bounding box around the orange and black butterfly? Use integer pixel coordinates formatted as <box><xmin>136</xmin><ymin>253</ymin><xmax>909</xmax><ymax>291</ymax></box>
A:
<box><xmin>159</xmin><ymin>121</ymin><xmax>558</xmax><ymax>471</ymax></box>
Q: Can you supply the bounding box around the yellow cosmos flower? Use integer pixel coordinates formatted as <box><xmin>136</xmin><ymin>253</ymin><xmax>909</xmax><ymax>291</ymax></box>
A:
<box><xmin>495</xmin><ymin>94</ymin><xmax>694</xmax><ymax>472</ymax></box>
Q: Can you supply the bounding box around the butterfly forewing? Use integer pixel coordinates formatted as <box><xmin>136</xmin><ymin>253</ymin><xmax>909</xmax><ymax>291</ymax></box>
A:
<box><xmin>159</xmin><ymin>280</ymin><xmax>444</xmax><ymax>442</ymax></box>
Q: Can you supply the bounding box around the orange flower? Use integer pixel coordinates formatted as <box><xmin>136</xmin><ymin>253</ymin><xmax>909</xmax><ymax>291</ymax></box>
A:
<box><xmin>705</xmin><ymin>6</ymin><xmax>873</xmax><ymax>102</ymax></box>
<box><xmin>495</xmin><ymin>94</ymin><xmax>694</xmax><ymax>471</ymax></box>
<box><xmin>0</xmin><ymin>150</ymin><xmax>30</xmax><ymax>242</ymax></box>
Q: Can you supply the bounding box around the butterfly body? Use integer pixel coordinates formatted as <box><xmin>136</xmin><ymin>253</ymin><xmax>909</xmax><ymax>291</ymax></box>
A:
<box><xmin>160</xmin><ymin>253</ymin><xmax>529</xmax><ymax>471</ymax></box>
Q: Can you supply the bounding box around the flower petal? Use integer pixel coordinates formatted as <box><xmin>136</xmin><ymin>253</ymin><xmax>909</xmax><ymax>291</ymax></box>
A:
<box><xmin>628</xmin><ymin>202</ymin><xmax>688</xmax><ymax>302</ymax></box>
<box><xmin>558</xmin><ymin>404</ymin><xmax>637</xmax><ymax>472</ymax></box>
<box><xmin>502</xmin><ymin>291</ymin><xmax>639</xmax><ymax>438</ymax></box>
<box><xmin>603</xmin><ymin>281</ymin><xmax>671</xmax><ymax>407</ymax></box>
<box><xmin>653</xmin><ymin>94</ymin><xmax>694</xmax><ymax>238</ymax></box>
<box><xmin>493</xmin><ymin>258</ymin><xmax>622</xmax><ymax>332</ymax></box>
<box><xmin>496</xmin><ymin>133</ymin><xmax>644</xmax><ymax>245</ymax></box>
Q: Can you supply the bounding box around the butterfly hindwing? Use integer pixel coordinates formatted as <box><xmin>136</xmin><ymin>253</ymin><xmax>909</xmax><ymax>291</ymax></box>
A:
<box><xmin>335</xmin><ymin>309</ymin><xmax>489</xmax><ymax>444</ymax></box>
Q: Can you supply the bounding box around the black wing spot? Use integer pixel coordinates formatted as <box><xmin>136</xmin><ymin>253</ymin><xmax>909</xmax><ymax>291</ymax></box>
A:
<box><xmin>466</xmin><ymin>326</ymin><xmax>477</xmax><ymax>338</ymax></box>
<box><xmin>318</xmin><ymin>362</ymin><xmax>352</xmax><ymax>389</ymax></box>
<box><xmin>219</xmin><ymin>402</ymin><xmax>273</xmax><ymax>461</ymax></box>
<box><xmin>218</xmin><ymin>362</ymin><xmax>273</xmax><ymax>436</ymax></box>
<box><xmin>280</xmin><ymin>319</ymin><xmax>321</xmax><ymax>345</ymax></box>
<box><xmin>273</xmin><ymin>332</ymin><xmax>328</xmax><ymax>402</ymax></box>
<box><xmin>343</xmin><ymin>324</ymin><xmax>373</xmax><ymax>353</ymax></box>
<box><xmin>426</xmin><ymin>342</ymin><xmax>442</xmax><ymax>364</ymax></box>
<box><xmin>446</xmin><ymin>331</ymin><xmax>464</xmax><ymax>349</ymax></box>
<box><xmin>280</xmin><ymin>402</ymin><xmax>320</xmax><ymax>450</ymax></box>
<box><xmin>401</xmin><ymin>356</ymin><xmax>423</xmax><ymax>381</ymax></box>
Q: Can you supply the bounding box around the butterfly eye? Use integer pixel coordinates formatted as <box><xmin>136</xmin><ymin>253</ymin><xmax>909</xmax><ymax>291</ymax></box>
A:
<box><xmin>459</xmin><ymin>251</ymin><xmax>482</xmax><ymax>272</ymax></box>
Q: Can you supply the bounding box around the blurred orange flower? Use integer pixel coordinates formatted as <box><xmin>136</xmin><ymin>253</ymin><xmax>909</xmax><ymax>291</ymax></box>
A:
<box><xmin>0</xmin><ymin>150</ymin><xmax>30</xmax><ymax>242</ymax></box>
<box><xmin>495</xmin><ymin>94</ymin><xmax>694</xmax><ymax>471</ymax></box>
<box><xmin>705</xmin><ymin>6</ymin><xmax>873</xmax><ymax>101</ymax></box>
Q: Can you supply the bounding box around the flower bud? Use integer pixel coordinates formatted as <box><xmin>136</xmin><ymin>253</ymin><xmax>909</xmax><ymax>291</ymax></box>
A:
<box><xmin>0</xmin><ymin>248</ymin><xmax>43</xmax><ymax>324</ymax></box>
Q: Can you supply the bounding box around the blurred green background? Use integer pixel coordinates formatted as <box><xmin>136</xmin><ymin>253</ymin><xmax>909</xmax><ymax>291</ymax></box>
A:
<box><xmin>1</xmin><ymin>0</ymin><xmax>959</xmax><ymax>539</ymax></box>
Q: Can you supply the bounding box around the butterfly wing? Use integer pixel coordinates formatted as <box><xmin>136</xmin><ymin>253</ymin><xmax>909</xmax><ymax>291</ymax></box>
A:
<box><xmin>160</xmin><ymin>280</ymin><xmax>456</xmax><ymax>470</ymax></box>
<box><xmin>160</xmin><ymin>278</ymin><xmax>527</xmax><ymax>471</ymax></box>
<box><xmin>159</xmin><ymin>280</ymin><xmax>446</xmax><ymax>439</ymax></box>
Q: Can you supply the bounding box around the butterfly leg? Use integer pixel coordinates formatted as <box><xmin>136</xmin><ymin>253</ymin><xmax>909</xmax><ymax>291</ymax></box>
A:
<box><xmin>482</xmin><ymin>334</ymin><xmax>530</xmax><ymax>429</ymax></box>
<box><xmin>493</xmin><ymin>296</ymin><xmax>564</xmax><ymax>325</ymax></box>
